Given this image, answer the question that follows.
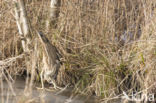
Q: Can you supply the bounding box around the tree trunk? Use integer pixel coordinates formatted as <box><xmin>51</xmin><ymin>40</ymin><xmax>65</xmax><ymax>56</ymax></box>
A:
<box><xmin>46</xmin><ymin>0</ymin><xmax>61</xmax><ymax>31</ymax></box>
<box><xmin>14</xmin><ymin>0</ymin><xmax>31</xmax><ymax>52</ymax></box>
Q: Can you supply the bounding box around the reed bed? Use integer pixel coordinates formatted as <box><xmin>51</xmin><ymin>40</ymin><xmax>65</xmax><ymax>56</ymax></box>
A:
<box><xmin>0</xmin><ymin>0</ymin><xmax>156</xmax><ymax>103</ymax></box>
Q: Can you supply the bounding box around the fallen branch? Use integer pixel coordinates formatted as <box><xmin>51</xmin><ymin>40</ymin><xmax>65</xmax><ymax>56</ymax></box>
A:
<box><xmin>0</xmin><ymin>53</ymin><xmax>26</xmax><ymax>67</ymax></box>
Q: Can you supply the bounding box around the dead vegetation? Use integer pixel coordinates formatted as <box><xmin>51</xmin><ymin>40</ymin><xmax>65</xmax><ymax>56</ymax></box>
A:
<box><xmin>0</xmin><ymin>0</ymin><xmax>156</xmax><ymax>103</ymax></box>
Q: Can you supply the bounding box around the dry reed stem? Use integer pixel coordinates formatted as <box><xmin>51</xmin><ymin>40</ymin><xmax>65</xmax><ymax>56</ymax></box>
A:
<box><xmin>0</xmin><ymin>0</ymin><xmax>156</xmax><ymax>102</ymax></box>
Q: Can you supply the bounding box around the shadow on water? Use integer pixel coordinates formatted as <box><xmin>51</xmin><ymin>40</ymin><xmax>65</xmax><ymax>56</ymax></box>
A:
<box><xmin>0</xmin><ymin>76</ymin><xmax>98</xmax><ymax>103</ymax></box>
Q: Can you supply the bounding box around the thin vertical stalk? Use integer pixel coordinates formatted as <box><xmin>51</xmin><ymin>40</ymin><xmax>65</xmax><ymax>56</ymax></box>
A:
<box><xmin>46</xmin><ymin>0</ymin><xmax>61</xmax><ymax>31</ymax></box>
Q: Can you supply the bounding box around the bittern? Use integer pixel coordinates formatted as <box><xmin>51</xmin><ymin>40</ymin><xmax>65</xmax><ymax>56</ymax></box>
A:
<box><xmin>37</xmin><ymin>31</ymin><xmax>62</xmax><ymax>89</ymax></box>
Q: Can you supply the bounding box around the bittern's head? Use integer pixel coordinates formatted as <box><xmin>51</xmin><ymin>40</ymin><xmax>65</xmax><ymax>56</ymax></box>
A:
<box><xmin>37</xmin><ymin>31</ymin><xmax>49</xmax><ymax>44</ymax></box>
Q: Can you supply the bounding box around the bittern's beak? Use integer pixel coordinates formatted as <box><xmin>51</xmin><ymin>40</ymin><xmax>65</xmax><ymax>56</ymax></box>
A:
<box><xmin>36</xmin><ymin>31</ymin><xmax>49</xmax><ymax>43</ymax></box>
<box><xmin>36</xmin><ymin>31</ymin><xmax>43</xmax><ymax>40</ymax></box>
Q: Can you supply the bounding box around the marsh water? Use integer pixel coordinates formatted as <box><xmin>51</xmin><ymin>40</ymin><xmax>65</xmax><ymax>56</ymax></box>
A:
<box><xmin>0</xmin><ymin>76</ymin><xmax>98</xmax><ymax>103</ymax></box>
<box><xmin>0</xmin><ymin>76</ymin><xmax>124</xmax><ymax>103</ymax></box>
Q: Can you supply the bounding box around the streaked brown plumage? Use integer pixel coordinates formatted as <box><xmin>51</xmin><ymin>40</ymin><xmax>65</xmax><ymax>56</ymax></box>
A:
<box><xmin>37</xmin><ymin>31</ymin><xmax>62</xmax><ymax>89</ymax></box>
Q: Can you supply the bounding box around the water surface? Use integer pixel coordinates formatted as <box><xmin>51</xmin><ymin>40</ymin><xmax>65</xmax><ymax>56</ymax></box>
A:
<box><xmin>0</xmin><ymin>76</ymin><xmax>97</xmax><ymax>103</ymax></box>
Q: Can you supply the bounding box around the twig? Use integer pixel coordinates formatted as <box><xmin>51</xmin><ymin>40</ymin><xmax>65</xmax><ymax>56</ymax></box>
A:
<box><xmin>0</xmin><ymin>53</ymin><xmax>26</xmax><ymax>67</ymax></box>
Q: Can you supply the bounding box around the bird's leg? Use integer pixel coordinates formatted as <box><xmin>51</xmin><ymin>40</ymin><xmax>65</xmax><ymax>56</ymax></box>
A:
<box><xmin>49</xmin><ymin>79</ymin><xmax>63</xmax><ymax>90</ymax></box>
<box><xmin>37</xmin><ymin>70</ymin><xmax>45</xmax><ymax>90</ymax></box>
<box><xmin>55</xmin><ymin>83</ymin><xmax>70</xmax><ymax>95</ymax></box>
<box><xmin>41</xmin><ymin>70</ymin><xmax>44</xmax><ymax>89</ymax></box>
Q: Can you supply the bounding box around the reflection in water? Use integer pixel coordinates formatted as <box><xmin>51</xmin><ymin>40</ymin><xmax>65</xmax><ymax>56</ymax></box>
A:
<box><xmin>0</xmin><ymin>77</ymin><xmax>97</xmax><ymax>103</ymax></box>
